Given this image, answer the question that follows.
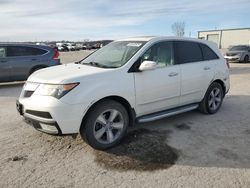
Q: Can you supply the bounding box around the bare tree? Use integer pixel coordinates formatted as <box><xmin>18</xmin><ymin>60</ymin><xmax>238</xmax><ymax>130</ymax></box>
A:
<box><xmin>172</xmin><ymin>22</ymin><xmax>185</xmax><ymax>37</ymax></box>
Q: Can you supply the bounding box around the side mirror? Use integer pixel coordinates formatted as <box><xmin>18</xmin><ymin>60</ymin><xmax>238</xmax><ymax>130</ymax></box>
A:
<box><xmin>139</xmin><ymin>60</ymin><xmax>157</xmax><ymax>71</ymax></box>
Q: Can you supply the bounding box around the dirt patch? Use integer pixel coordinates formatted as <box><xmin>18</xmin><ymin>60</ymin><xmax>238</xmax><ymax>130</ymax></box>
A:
<box><xmin>94</xmin><ymin>128</ymin><xmax>179</xmax><ymax>171</ymax></box>
<box><xmin>7</xmin><ymin>155</ymin><xmax>28</xmax><ymax>162</ymax></box>
<box><xmin>175</xmin><ymin>123</ymin><xmax>191</xmax><ymax>130</ymax></box>
<box><xmin>216</xmin><ymin>148</ymin><xmax>239</xmax><ymax>160</ymax></box>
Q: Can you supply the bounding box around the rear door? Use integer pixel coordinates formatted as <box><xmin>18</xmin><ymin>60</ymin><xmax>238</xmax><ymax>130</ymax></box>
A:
<box><xmin>0</xmin><ymin>47</ymin><xmax>10</xmax><ymax>82</ymax></box>
<box><xmin>175</xmin><ymin>41</ymin><xmax>215</xmax><ymax>105</ymax></box>
<box><xmin>6</xmin><ymin>46</ymin><xmax>48</xmax><ymax>81</ymax></box>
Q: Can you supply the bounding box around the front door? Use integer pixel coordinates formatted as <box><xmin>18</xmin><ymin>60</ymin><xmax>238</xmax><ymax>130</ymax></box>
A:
<box><xmin>134</xmin><ymin>41</ymin><xmax>181</xmax><ymax>116</ymax></box>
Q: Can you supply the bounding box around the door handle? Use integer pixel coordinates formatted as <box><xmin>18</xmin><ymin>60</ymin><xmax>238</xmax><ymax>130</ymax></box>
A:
<box><xmin>168</xmin><ymin>72</ymin><xmax>178</xmax><ymax>77</ymax></box>
<box><xmin>204</xmin><ymin>66</ymin><xmax>211</xmax><ymax>70</ymax></box>
<box><xmin>31</xmin><ymin>59</ymin><xmax>37</xmax><ymax>61</ymax></box>
<box><xmin>0</xmin><ymin>60</ymin><xmax>7</xmax><ymax>63</ymax></box>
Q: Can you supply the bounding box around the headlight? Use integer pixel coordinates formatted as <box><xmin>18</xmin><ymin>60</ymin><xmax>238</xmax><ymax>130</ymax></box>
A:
<box><xmin>34</xmin><ymin>83</ymin><xmax>79</xmax><ymax>99</ymax></box>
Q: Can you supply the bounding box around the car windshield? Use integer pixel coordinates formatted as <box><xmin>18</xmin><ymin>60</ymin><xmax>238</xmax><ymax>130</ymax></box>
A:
<box><xmin>80</xmin><ymin>41</ymin><xmax>146</xmax><ymax>68</ymax></box>
<box><xmin>230</xmin><ymin>45</ymin><xmax>248</xmax><ymax>51</ymax></box>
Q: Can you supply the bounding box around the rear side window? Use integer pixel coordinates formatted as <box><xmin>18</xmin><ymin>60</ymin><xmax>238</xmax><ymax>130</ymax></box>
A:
<box><xmin>0</xmin><ymin>47</ymin><xmax>6</xmax><ymax>58</ymax></box>
<box><xmin>175</xmin><ymin>41</ymin><xmax>203</xmax><ymax>64</ymax></box>
<box><xmin>200</xmin><ymin>44</ymin><xmax>219</xmax><ymax>60</ymax></box>
<box><xmin>6</xmin><ymin>46</ymin><xmax>47</xmax><ymax>57</ymax></box>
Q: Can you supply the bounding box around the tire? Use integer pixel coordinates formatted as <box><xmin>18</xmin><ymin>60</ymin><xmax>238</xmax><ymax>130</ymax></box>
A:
<box><xmin>244</xmin><ymin>55</ymin><xmax>249</xmax><ymax>63</ymax></box>
<box><xmin>198</xmin><ymin>82</ymin><xmax>224</xmax><ymax>114</ymax></box>
<box><xmin>80</xmin><ymin>99</ymin><xmax>129</xmax><ymax>150</ymax></box>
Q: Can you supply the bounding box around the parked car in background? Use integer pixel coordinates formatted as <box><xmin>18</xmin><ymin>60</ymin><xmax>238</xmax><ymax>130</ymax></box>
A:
<box><xmin>82</xmin><ymin>45</ymin><xmax>87</xmax><ymax>50</ymax></box>
<box><xmin>0</xmin><ymin>43</ymin><xmax>60</xmax><ymax>82</ymax></box>
<box><xmin>224</xmin><ymin>45</ymin><xmax>250</xmax><ymax>63</ymax></box>
<box><xmin>66</xmin><ymin>43</ymin><xmax>76</xmax><ymax>51</ymax></box>
<box><xmin>17</xmin><ymin>36</ymin><xmax>229</xmax><ymax>150</ymax></box>
<box><xmin>75</xmin><ymin>44</ymin><xmax>83</xmax><ymax>51</ymax></box>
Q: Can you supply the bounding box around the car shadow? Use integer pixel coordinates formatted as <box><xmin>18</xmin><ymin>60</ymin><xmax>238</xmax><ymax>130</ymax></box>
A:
<box><xmin>93</xmin><ymin>95</ymin><xmax>250</xmax><ymax>171</ymax></box>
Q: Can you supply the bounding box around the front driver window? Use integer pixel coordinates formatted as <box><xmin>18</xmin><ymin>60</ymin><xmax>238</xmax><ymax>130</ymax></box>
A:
<box><xmin>141</xmin><ymin>41</ymin><xmax>174</xmax><ymax>68</ymax></box>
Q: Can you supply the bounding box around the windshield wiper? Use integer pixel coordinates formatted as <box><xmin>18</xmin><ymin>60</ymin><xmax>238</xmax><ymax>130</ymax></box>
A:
<box><xmin>82</xmin><ymin>62</ymin><xmax>117</xmax><ymax>68</ymax></box>
<box><xmin>75</xmin><ymin>61</ymin><xmax>80</xmax><ymax>64</ymax></box>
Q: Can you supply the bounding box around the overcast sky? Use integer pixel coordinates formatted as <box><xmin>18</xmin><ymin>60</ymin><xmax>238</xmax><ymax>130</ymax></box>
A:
<box><xmin>1</xmin><ymin>0</ymin><xmax>250</xmax><ymax>41</ymax></box>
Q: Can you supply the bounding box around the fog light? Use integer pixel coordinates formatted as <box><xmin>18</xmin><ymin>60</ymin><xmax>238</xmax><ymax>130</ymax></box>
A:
<box><xmin>40</xmin><ymin>123</ymin><xmax>58</xmax><ymax>133</ymax></box>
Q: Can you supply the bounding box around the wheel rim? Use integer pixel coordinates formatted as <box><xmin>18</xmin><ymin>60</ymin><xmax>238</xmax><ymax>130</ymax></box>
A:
<box><xmin>93</xmin><ymin>109</ymin><xmax>124</xmax><ymax>144</ymax></box>
<box><xmin>208</xmin><ymin>88</ymin><xmax>222</xmax><ymax>111</ymax></box>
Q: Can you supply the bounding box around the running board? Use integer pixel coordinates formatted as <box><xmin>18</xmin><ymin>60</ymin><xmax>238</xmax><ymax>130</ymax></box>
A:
<box><xmin>137</xmin><ymin>104</ymin><xmax>199</xmax><ymax>123</ymax></box>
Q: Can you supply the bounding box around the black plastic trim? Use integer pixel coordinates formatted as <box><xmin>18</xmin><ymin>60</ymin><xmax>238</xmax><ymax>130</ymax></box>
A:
<box><xmin>136</xmin><ymin>103</ymin><xmax>199</xmax><ymax>123</ymax></box>
<box><xmin>25</xmin><ymin>110</ymin><xmax>53</xmax><ymax>119</ymax></box>
<box><xmin>24</xmin><ymin>116</ymin><xmax>62</xmax><ymax>135</ymax></box>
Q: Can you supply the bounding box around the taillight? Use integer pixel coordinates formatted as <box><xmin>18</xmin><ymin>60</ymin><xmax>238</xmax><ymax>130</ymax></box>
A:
<box><xmin>53</xmin><ymin>49</ymin><xmax>60</xmax><ymax>59</ymax></box>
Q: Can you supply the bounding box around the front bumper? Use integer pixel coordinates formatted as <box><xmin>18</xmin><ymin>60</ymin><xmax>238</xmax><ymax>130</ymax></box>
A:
<box><xmin>224</xmin><ymin>55</ymin><xmax>241</xmax><ymax>62</ymax></box>
<box><xmin>17</xmin><ymin>100</ymin><xmax>62</xmax><ymax>135</ymax></box>
<box><xmin>17</xmin><ymin>95</ymin><xmax>88</xmax><ymax>135</ymax></box>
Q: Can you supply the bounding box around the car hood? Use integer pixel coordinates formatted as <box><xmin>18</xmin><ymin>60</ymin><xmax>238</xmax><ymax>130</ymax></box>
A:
<box><xmin>28</xmin><ymin>63</ymin><xmax>111</xmax><ymax>83</ymax></box>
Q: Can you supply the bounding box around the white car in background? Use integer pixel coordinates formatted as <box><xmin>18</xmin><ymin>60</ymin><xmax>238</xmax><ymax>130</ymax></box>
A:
<box><xmin>16</xmin><ymin>36</ymin><xmax>230</xmax><ymax>150</ymax></box>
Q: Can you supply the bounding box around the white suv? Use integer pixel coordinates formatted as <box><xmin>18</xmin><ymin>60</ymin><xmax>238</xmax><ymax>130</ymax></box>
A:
<box><xmin>17</xmin><ymin>37</ymin><xmax>230</xmax><ymax>149</ymax></box>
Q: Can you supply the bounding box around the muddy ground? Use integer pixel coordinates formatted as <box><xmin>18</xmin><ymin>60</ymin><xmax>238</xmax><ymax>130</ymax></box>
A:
<box><xmin>0</xmin><ymin>51</ymin><xmax>250</xmax><ymax>188</ymax></box>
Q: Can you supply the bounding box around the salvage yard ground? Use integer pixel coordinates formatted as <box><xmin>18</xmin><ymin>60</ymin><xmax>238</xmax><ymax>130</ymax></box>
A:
<box><xmin>0</xmin><ymin>51</ymin><xmax>250</xmax><ymax>188</ymax></box>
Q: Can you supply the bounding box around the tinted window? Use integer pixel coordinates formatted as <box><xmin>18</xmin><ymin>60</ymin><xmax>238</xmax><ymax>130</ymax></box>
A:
<box><xmin>175</xmin><ymin>41</ymin><xmax>203</xmax><ymax>64</ymax></box>
<box><xmin>200</xmin><ymin>44</ymin><xmax>219</xmax><ymax>60</ymax></box>
<box><xmin>0</xmin><ymin>47</ymin><xmax>6</xmax><ymax>58</ymax></box>
<box><xmin>6</xmin><ymin>46</ymin><xmax>47</xmax><ymax>57</ymax></box>
<box><xmin>230</xmin><ymin>45</ymin><xmax>248</xmax><ymax>51</ymax></box>
<box><xmin>141</xmin><ymin>41</ymin><xmax>174</xmax><ymax>67</ymax></box>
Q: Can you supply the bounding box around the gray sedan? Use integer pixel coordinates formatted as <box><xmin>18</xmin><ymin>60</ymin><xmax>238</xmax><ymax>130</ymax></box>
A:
<box><xmin>224</xmin><ymin>45</ymin><xmax>250</xmax><ymax>63</ymax></box>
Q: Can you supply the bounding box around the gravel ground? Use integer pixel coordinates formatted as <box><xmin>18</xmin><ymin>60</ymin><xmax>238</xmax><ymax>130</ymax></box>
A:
<box><xmin>0</xmin><ymin>51</ymin><xmax>250</xmax><ymax>188</ymax></box>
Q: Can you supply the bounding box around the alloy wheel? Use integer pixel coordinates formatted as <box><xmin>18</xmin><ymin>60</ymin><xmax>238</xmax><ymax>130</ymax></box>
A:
<box><xmin>93</xmin><ymin>109</ymin><xmax>124</xmax><ymax>144</ymax></box>
<box><xmin>208</xmin><ymin>88</ymin><xmax>222</xmax><ymax>111</ymax></box>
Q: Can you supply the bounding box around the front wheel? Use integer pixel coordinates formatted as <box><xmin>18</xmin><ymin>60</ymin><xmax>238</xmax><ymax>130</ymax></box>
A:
<box><xmin>244</xmin><ymin>55</ymin><xmax>249</xmax><ymax>63</ymax></box>
<box><xmin>199</xmin><ymin>82</ymin><xmax>224</xmax><ymax>114</ymax></box>
<box><xmin>80</xmin><ymin>100</ymin><xmax>129</xmax><ymax>150</ymax></box>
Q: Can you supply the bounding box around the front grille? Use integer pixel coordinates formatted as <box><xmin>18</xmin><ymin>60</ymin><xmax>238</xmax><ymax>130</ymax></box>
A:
<box><xmin>226</xmin><ymin>53</ymin><xmax>237</xmax><ymax>56</ymax></box>
<box><xmin>25</xmin><ymin>110</ymin><xmax>52</xmax><ymax>119</ymax></box>
<box><xmin>23</xmin><ymin>91</ymin><xmax>34</xmax><ymax>98</ymax></box>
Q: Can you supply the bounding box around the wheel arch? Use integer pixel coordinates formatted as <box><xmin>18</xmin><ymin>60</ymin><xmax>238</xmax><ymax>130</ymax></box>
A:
<box><xmin>80</xmin><ymin>95</ymin><xmax>136</xmax><ymax>131</ymax></box>
<box><xmin>212</xmin><ymin>79</ymin><xmax>226</xmax><ymax>96</ymax></box>
<box><xmin>29</xmin><ymin>65</ymin><xmax>48</xmax><ymax>75</ymax></box>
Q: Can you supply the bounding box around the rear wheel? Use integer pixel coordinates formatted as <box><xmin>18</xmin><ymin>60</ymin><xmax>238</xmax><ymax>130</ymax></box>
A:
<box><xmin>80</xmin><ymin>100</ymin><xmax>129</xmax><ymax>150</ymax></box>
<box><xmin>199</xmin><ymin>82</ymin><xmax>224</xmax><ymax>114</ymax></box>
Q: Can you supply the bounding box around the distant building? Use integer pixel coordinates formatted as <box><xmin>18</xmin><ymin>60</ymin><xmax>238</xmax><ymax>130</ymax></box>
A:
<box><xmin>198</xmin><ymin>28</ymin><xmax>250</xmax><ymax>49</ymax></box>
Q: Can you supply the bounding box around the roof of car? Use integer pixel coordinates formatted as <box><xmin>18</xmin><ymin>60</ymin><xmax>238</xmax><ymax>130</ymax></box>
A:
<box><xmin>116</xmin><ymin>36</ymin><xmax>213</xmax><ymax>44</ymax></box>
<box><xmin>0</xmin><ymin>43</ymin><xmax>54</xmax><ymax>50</ymax></box>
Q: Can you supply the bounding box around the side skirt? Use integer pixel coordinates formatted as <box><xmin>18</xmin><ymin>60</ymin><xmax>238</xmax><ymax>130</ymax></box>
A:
<box><xmin>136</xmin><ymin>104</ymin><xmax>199</xmax><ymax>123</ymax></box>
